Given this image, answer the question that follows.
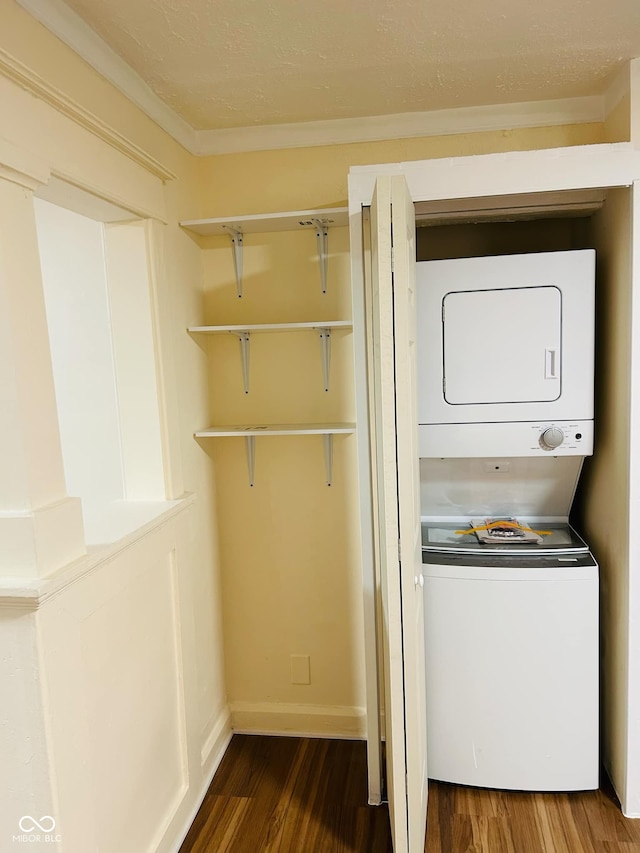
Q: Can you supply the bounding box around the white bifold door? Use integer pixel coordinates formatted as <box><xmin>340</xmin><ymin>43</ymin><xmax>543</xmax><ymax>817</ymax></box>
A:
<box><xmin>370</xmin><ymin>174</ymin><xmax>428</xmax><ymax>852</ymax></box>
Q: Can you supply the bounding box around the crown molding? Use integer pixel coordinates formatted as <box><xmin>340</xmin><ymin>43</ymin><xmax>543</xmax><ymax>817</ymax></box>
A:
<box><xmin>194</xmin><ymin>96</ymin><xmax>605</xmax><ymax>155</ymax></box>
<box><xmin>14</xmin><ymin>0</ymin><xmax>196</xmax><ymax>154</ymax></box>
<box><xmin>0</xmin><ymin>134</ymin><xmax>50</xmax><ymax>189</ymax></box>
<box><xmin>0</xmin><ymin>46</ymin><xmax>176</xmax><ymax>181</ymax></box>
<box><xmin>14</xmin><ymin>0</ymin><xmax>611</xmax><ymax>158</ymax></box>
<box><xmin>604</xmin><ymin>65</ymin><xmax>631</xmax><ymax>117</ymax></box>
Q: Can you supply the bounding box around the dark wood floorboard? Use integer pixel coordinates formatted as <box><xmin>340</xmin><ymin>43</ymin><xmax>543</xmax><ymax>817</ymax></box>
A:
<box><xmin>179</xmin><ymin>735</ymin><xmax>640</xmax><ymax>852</ymax></box>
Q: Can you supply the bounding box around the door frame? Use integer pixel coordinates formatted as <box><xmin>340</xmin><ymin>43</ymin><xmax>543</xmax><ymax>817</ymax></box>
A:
<box><xmin>348</xmin><ymin>141</ymin><xmax>640</xmax><ymax>813</ymax></box>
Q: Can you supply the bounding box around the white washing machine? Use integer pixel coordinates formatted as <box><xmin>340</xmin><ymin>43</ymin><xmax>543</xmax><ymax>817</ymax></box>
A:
<box><xmin>416</xmin><ymin>249</ymin><xmax>599</xmax><ymax>791</ymax></box>
<box><xmin>421</xmin><ymin>520</ymin><xmax>599</xmax><ymax>791</ymax></box>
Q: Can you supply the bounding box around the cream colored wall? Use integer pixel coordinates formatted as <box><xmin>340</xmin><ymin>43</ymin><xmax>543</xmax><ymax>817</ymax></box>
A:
<box><xmin>0</xmin><ymin>0</ymin><xmax>626</xmax><ymax>842</ymax></box>
<box><xmin>580</xmin><ymin>188</ymin><xmax>632</xmax><ymax>807</ymax></box>
<box><xmin>0</xmin><ymin>3</ymin><xmax>229</xmax><ymax>851</ymax></box>
<box><xmin>196</xmin><ymin>123</ymin><xmax>604</xmax><ymax>217</ymax></box>
<box><xmin>200</xmin><ymin>224</ymin><xmax>365</xmax><ymax>735</ymax></box>
<box><xmin>195</xmin><ymin>120</ymin><xmax>606</xmax><ymax>738</ymax></box>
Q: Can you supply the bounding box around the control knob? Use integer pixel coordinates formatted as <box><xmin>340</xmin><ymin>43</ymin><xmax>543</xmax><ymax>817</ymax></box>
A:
<box><xmin>539</xmin><ymin>426</ymin><xmax>564</xmax><ymax>451</ymax></box>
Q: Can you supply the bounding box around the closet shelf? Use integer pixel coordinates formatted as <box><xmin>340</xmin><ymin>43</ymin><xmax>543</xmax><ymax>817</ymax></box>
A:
<box><xmin>191</xmin><ymin>323</ymin><xmax>352</xmax><ymax>394</ymax></box>
<box><xmin>180</xmin><ymin>207</ymin><xmax>349</xmax><ymax>298</ymax></box>
<box><xmin>186</xmin><ymin>207</ymin><xmax>354</xmax><ymax>484</ymax></box>
<box><xmin>188</xmin><ymin>321</ymin><xmax>352</xmax><ymax>334</ymax></box>
<box><xmin>195</xmin><ymin>423</ymin><xmax>355</xmax><ymax>437</ymax></box>
<box><xmin>195</xmin><ymin>423</ymin><xmax>356</xmax><ymax>487</ymax></box>
<box><xmin>180</xmin><ymin>207</ymin><xmax>348</xmax><ymax>236</ymax></box>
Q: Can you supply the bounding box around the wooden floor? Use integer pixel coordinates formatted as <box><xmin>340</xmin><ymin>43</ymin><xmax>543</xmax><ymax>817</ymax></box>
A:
<box><xmin>179</xmin><ymin>735</ymin><xmax>392</xmax><ymax>853</ymax></box>
<box><xmin>425</xmin><ymin>775</ymin><xmax>640</xmax><ymax>853</ymax></box>
<box><xmin>179</xmin><ymin>735</ymin><xmax>640</xmax><ymax>852</ymax></box>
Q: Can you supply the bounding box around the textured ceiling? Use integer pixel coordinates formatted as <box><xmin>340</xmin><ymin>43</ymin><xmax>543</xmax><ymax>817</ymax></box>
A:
<box><xmin>61</xmin><ymin>0</ymin><xmax>640</xmax><ymax>130</ymax></box>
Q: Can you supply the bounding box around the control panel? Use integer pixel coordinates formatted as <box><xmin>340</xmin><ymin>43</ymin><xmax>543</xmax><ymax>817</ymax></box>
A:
<box><xmin>419</xmin><ymin>420</ymin><xmax>594</xmax><ymax>458</ymax></box>
<box><xmin>533</xmin><ymin>422</ymin><xmax>589</xmax><ymax>453</ymax></box>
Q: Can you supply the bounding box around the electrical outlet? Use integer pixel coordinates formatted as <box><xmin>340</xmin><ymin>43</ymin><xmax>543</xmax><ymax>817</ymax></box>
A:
<box><xmin>290</xmin><ymin>654</ymin><xmax>311</xmax><ymax>685</ymax></box>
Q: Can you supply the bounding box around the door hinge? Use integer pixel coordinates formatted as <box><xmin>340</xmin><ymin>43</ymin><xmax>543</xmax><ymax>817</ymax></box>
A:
<box><xmin>442</xmin><ymin>377</ymin><xmax>446</xmax><ymax>395</ymax></box>
<box><xmin>398</xmin><ymin>538</ymin><xmax>402</xmax><ymax>562</ymax></box>
<box><xmin>391</xmin><ymin>247</ymin><xmax>394</xmax><ymax>273</ymax></box>
<box><xmin>441</xmin><ymin>302</ymin><xmax>445</xmax><ymax>322</ymax></box>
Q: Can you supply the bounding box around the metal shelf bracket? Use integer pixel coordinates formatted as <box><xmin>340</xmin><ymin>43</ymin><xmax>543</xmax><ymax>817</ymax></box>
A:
<box><xmin>233</xmin><ymin>331</ymin><xmax>251</xmax><ymax>394</ymax></box>
<box><xmin>314</xmin><ymin>220</ymin><xmax>329</xmax><ymax>294</ymax></box>
<box><xmin>315</xmin><ymin>327</ymin><xmax>331</xmax><ymax>391</ymax></box>
<box><xmin>224</xmin><ymin>226</ymin><xmax>244</xmax><ymax>297</ymax></box>
<box><xmin>245</xmin><ymin>435</ymin><xmax>256</xmax><ymax>486</ymax></box>
<box><xmin>323</xmin><ymin>434</ymin><xmax>333</xmax><ymax>486</ymax></box>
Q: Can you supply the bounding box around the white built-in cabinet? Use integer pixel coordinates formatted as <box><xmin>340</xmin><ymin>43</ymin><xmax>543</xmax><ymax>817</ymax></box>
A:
<box><xmin>181</xmin><ymin>208</ymin><xmax>354</xmax><ymax>486</ymax></box>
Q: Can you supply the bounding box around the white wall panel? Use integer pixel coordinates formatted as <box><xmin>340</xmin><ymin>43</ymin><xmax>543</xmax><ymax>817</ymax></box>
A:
<box><xmin>35</xmin><ymin>198</ymin><xmax>124</xmax><ymax>506</ymax></box>
<box><xmin>33</xmin><ymin>505</ymin><xmax>228</xmax><ymax>853</ymax></box>
<box><xmin>104</xmin><ymin>221</ymin><xmax>166</xmax><ymax>501</ymax></box>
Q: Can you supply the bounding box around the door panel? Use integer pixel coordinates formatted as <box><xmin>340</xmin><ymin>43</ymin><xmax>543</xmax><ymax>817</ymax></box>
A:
<box><xmin>391</xmin><ymin>174</ymin><xmax>429</xmax><ymax>852</ymax></box>
<box><xmin>371</xmin><ymin>174</ymin><xmax>428</xmax><ymax>852</ymax></box>
<box><xmin>443</xmin><ymin>286</ymin><xmax>562</xmax><ymax>404</ymax></box>
<box><xmin>370</xmin><ymin>176</ymin><xmax>406</xmax><ymax>850</ymax></box>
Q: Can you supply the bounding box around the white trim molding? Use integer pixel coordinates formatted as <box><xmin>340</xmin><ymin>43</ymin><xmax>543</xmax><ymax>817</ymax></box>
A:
<box><xmin>0</xmin><ymin>134</ymin><xmax>50</xmax><ymax>188</ymax></box>
<box><xmin>0</xmin><ymin>45</ymin><xmax>176</xmax><ymax>181</ymax></box>
<box><xmin>171</xmin><ymin>708</ymin><xmax>232</xmax><ymax>853</ymax></box>
<box><xmin>14</xmin><ymin>0</ymin><xmax>196</xmax><ymax>155</ymax></box>
<box><xmin>604</xmin><ymin>64</ymin><xmax>631</xmax><ymax>118</ymax></box>
<box><xmin>194</xmin><ymin>96</ymin><xmax>605</xmax><ymax>155</ymax></box>
<box><xmin>0</xmin><ymin>495</ymin><xmax>195</xmax><ymax>609</ymax></box>
<box><xmin>11</xmin><ymin>0</ymin><xmax>635</xmax><ymax>156</ymax></box>
<box><xmin>229</xmin><ymin>701</ymin><xmax>366</xmax><ymax>739</ymax></box>
<box><xmin>200</xmin><ymin>707</ymin><xmax>232</xmax><ymax>770</ymax></box>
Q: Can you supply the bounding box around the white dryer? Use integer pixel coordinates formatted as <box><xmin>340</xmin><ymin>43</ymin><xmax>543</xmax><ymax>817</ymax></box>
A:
<box><xmin>417</xmin><ymin>249</ymin><xmax>595</xmax><ymax>458</ymax></box>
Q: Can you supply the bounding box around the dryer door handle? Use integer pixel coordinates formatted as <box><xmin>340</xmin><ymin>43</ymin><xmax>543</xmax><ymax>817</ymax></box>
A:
<box><xmin>545</xmin><ymin>348</ymin><xmax>559</xmax><ymax>379</ymax></box>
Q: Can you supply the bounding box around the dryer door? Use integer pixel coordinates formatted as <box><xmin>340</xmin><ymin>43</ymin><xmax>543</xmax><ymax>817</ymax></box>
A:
<box><xmin>443</xmin><ymin>285</ymin><xmax>561</xmax><ymax>405</ymax></box>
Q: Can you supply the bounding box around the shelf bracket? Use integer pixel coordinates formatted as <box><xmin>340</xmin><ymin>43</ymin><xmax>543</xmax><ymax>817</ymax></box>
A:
<box><xmin>245</xmin><ymin>435</ymin><xmax>256</xmax><ymax>487</ymax></box>
<box><xmin>322</xmin><ymin>434</ymin><xmax>333</xmax><ymax>487</ymax></box>
<box><xmin>315</xmin><ymin>327</ymin><xmax>331</xmax><ymax>392</ymax></box>
<box><xmin>224</xmin><ymin>226</ymin><xmax>244</xmax><ymax>298</ymax></box>
<box><xmin>314</xmin><ymin>221</ymin><xmax>329</xmax><ymax>294</ymax></box>
<box><xmin>233</xmin><ymin>331</ymin><xmax>251</xmax><ymax>394</ymax></box>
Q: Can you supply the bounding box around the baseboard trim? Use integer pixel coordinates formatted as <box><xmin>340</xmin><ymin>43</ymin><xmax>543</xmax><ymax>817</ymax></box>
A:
<box><xmin>169</xmin><ymin>707</ymin><xmax>232</xmax><ymax>853</ymax></box>
<box><xmin>229</xmin><ymin>701</ymin><xmax>366</xmax><ymax>740</ymax></box>
<box><xmin>201</xmin><ymin>706</ymin><xmax>233</xmax><ymax>770</ymax></box>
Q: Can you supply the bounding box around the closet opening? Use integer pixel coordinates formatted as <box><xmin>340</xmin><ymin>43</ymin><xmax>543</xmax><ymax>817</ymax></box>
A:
<box><xmin>414</xmin><ymin>183</ymin><xmax>634</xmax><ymax>795</ymax></box>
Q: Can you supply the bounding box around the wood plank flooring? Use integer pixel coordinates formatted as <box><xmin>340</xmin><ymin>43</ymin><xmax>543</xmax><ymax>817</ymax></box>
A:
<box><xmin>425</xmin><ymin>775</ymin><xmax>640</xmax><ymax>853</ymax></box>
<box><xmin>179</xmin><ymin>735</ymin><xmax>640</xmax><ymax>853</ymax></box>
<box><xmin>180</xmin><ymin>735</ymin><xmax>392</xmax><ymax>853</ymax></box>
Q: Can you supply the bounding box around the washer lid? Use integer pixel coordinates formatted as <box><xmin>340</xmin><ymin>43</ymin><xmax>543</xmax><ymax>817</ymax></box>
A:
<box><xmin>420</xmin><ymin>456</ymin><xmax>584</xmax><ymax>520</ymax></box>
<box><xmin>422</xmin><ymin>520</ymin><xmax>589</xmax><ymax>555</ymax></box>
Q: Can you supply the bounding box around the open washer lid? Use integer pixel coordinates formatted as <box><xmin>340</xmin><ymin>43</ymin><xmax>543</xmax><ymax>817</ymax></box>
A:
<box><xmin>420</xmin><ymin>456</ymin><xmax>584</xmax><ymax>523</ymax></box>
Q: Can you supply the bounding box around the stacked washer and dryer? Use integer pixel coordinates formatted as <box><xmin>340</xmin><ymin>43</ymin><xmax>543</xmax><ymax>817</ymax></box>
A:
<box><xmin>416</xmin><ymin>249</ymin><xmax>599</xmax><ymax>792</ymax></box>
